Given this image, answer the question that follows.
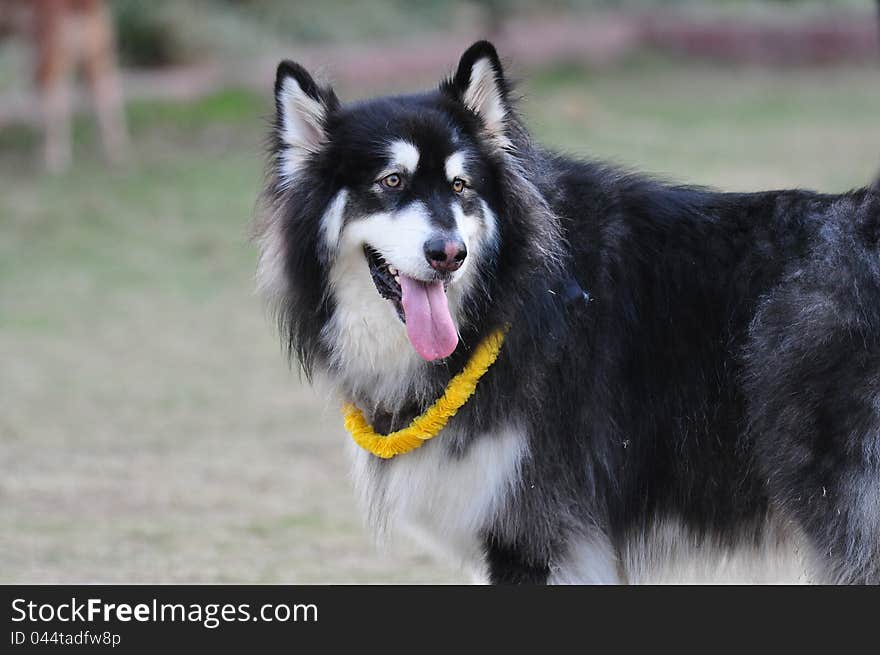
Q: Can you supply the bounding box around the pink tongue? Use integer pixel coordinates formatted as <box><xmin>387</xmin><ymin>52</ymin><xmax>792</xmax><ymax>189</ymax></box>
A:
<box><xmin>398</xmin><ymin>275</ymin><xmax>458</xmax><ymax>361</ymax></box>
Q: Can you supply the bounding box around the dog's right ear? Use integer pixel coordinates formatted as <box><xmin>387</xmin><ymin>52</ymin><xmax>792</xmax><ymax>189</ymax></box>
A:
<box><xmin>274</xmin><ymin>61</ymin><xmax>339</xmax><ymax>180</ymax></box>
<box><xmin>441</xmin><ymin>41</ymin><xmax>511</xmax><ymax>145</ymax></box>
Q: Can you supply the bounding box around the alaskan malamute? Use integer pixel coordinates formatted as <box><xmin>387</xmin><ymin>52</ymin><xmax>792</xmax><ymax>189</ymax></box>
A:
<box><xmin>255</xmin><ymin>41</ymin><xmax>880</xmax><ymax>583</ymax></box>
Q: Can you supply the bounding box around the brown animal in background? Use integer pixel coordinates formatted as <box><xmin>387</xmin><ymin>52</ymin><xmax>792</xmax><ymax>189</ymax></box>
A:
<box><xmin>1</xmin><ymin>0</ymin><xmax>128</xmax><ymax>172</ymax></box>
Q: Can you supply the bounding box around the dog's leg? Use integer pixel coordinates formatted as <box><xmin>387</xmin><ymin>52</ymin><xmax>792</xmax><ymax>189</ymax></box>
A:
<box><xmin>34</xmin><ymin>0</ymin><xmax>73</xmax><ymax>173</ymax></box>
<box><xmin>80</xmin><ymin>0</ymin><xmax>128</xmax><ymax>165</ymax></box>
<box><xmin>745</xmin><ymin>268</ymin><xmax>880</xmax><ymax>584</ymax></box>
<box><xmin>484</xmin><ymin>532</ymin><xmax>622</xmax><ymax>584</ymax></box>
<box><xmin>484</xmin><ymin>537</ymin><xmax>550</xmax><ymax>585</ymax></box>
<box><xmin>772</xmin><ymin>471</ymin><xmax>880</xmax><ymax>584</ymax></box>
<box><xmin>752</xmin><ymin>385</ymin><xmax>880</xmax><ymax>582</ymax></box>
<box><xmin>748</xmin><ymin>341</ymin><xmax>880</xmax><ymax>582</ymax></box>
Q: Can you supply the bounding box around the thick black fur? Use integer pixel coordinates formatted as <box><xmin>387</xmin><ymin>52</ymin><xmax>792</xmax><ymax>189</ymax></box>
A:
<box><xmin>259</xmin><ymin>41</ymin><xmax>880</xmax><ymax>583</ymax></box>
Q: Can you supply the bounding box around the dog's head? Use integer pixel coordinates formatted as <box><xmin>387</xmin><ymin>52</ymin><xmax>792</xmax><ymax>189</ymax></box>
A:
<box><xmin>257</xmin><ymin>42</ymin><xmax>550</xmax><ymax>391</ymax></box>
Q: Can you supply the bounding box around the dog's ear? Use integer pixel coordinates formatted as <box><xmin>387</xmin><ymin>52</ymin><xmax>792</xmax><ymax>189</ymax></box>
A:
<box><xmin>274</xmin><ymin>61</ymin><xmax>339</xmax><ymax>180</ymax></box>
<box><xmin>442</xmin><ymin>41</ymin><xmax>510</xmax><ymax>143</ymax></box>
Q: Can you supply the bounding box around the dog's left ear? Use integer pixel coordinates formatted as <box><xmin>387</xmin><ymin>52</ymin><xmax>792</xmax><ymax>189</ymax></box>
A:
<box><xmin>274</xmin><ymin>60</ymin><xmax>339</xmax><ymax>181</ymax></box>
<box><xmin>442</xmin><ymin>41</ymin><xmax>510</xmax><ymax>142</ymax></box>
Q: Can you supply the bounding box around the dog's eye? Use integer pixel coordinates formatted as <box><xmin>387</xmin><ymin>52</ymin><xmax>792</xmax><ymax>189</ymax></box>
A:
<box><xmin>380</xmin><ymin>173</ymin><xmax>403</xmax><ymax>189</ymax></box>
<box><xmin>452</xmin><ymin>178</ymin><xmax>466</xmax><ymax>194</ymax></box>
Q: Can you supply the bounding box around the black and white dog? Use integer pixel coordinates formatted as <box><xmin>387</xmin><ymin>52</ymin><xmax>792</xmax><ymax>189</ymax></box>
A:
<box><xmin>255</xmin><ymin>41</ymin><xmax>880</xmax><ymax>584</ymax></box>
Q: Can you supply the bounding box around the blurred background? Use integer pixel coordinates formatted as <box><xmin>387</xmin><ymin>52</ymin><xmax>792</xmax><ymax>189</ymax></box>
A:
<box><xmin>1</xmin><ymin>0</ymin><xmax>879</xmax><ymax>583</ymax></box>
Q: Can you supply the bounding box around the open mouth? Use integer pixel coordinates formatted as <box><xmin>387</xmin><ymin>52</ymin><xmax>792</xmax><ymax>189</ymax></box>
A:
<box><xmin>365</xmin><ymin>245</ymin><xmax>405</xmax><ymax>321</ymax></box>
<box><xmin>363</xmin><ymin>245</ymin><xmax>459</xmax><ymax>362</ymax></box>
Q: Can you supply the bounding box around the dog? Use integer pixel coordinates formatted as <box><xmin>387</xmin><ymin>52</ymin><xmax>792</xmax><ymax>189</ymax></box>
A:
<box><xmin>0</xmin><ymin>0</ymin><xmax>128</xmax><ymax>172</ymax></box>
<box><xmin>254</xmin><ymin>41</ymin><xmax>880</xmax><ymax>584</ymax></box>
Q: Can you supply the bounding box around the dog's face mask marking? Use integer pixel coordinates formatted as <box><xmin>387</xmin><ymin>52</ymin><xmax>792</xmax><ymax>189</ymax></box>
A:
<box><xmin>268</xmin><ymin>44</ymin><xmax>509</xmax><ymax>365</ymax></box>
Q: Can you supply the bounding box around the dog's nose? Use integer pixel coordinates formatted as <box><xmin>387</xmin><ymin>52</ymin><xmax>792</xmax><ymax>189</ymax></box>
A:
<box><xmin>424</xmin><ymin>237</ymin><xmax>467</xmax><ymax>272</ymax></box>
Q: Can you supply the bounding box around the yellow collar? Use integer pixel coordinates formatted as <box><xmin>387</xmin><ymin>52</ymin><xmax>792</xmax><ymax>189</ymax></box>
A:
<box><xmin>342</xmin><ymin>326</ymin><xmax>508</xmax><ymax>459</ymax></box>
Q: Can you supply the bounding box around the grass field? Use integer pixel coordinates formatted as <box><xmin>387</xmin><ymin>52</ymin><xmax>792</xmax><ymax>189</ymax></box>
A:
<box><xmin>2</xmin><ymin>61</ymin><xmax>879</xmax><ymax>582</ymax></box>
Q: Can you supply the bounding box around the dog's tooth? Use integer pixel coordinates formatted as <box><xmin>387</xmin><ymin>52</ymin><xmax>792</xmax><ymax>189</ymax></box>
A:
<box><xmin>388</xmin><ymin>266</ymin><xmax>397</xmax><ymax>275</ymax></box>
<box><xmin>394</xmin><ymin>275</ymin><xmax>400</xmax><ymax>283</ymax></box>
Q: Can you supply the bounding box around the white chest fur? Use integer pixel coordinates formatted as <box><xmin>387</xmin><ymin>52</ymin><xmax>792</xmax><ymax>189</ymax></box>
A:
<box><xmin>347</xmin><ymin>426</ymin><xmax>528</xmax><ymax>576</ymax></box>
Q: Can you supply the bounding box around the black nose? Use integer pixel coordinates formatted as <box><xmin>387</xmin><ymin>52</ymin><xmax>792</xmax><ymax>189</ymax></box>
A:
<box><xmin>424</xmin><ymin>237</ymin><xmax>467</xmax><ymax>272</ymax></box>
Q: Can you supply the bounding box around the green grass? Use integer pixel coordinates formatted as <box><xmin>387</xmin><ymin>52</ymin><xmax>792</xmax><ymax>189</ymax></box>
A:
<box><xmin>1</xmin><ymin>61</ymin><xmax>879</xmax><ymax>582</ymax></box>
<box><xmin>527</xmin><ymin>59</ymin><xmax>880</xmax><ymax>190</ymax></box>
